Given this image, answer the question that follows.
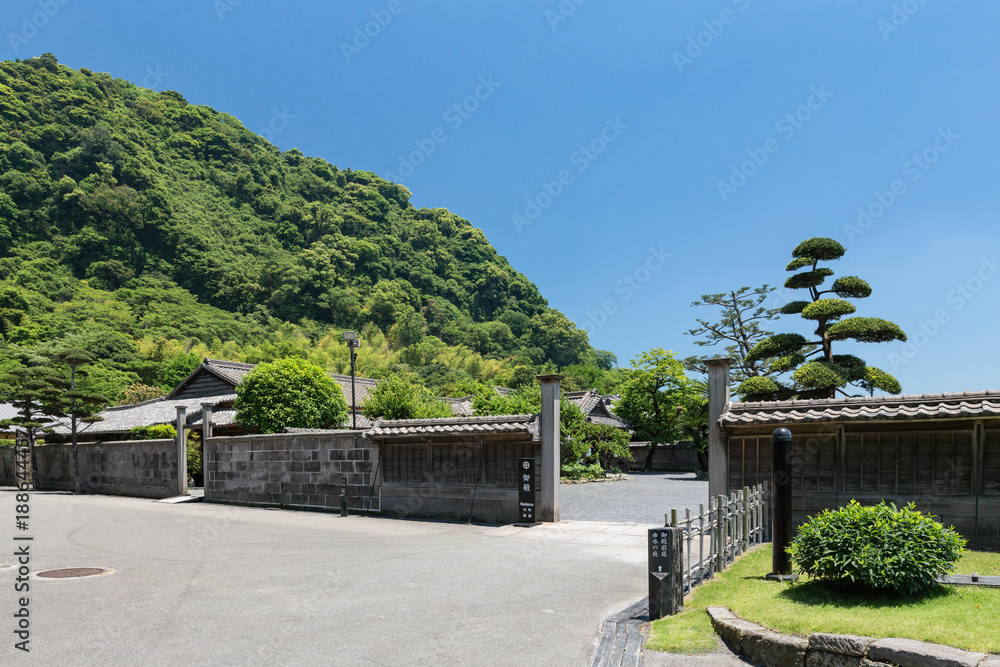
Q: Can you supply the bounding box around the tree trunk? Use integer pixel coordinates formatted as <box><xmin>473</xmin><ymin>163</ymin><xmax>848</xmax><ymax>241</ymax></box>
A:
<box><xmin>644</xmin><ymin>442</ymin><xmax>658</xmax><ymax>472</ymax></box>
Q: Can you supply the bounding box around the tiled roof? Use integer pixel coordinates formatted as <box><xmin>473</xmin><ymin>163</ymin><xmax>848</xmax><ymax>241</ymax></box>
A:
<box><xmin>365</xmin><ymin>414</ymin><xmax>539</xmax><ymax>439</ymax></box>
<box><xmin>441</xmin><ymin>396</ymin><xmax>476</xmax><ymax>416</ymax></box>
<box><xmin>59</xmin><ymin>393</ymin><xmax>236</xmax><ymax>436</ymax></box>
<box><xmin>565</xmin><ymin>390</ymin><xmax>629</xmax><ymax>429</ymax></box>
<box><xmin>173</xmin><ymin>359</ymin><xmax>380</xmax><ymax>409</ymax></box>
<box><xmin>0</xmin><ymin>403</ymin><xmax>67</xmax><ymax>433</ymax></box>
<box><xmin>565</xmin><ymin>390</ymin><xmax>602</xmax><ymax>414</ymax></box>
<box><xmin>721</xmin><ymin>390</ymin><xmax>1000</xmax><ymax>426</ymax></box>
<box><xmin>330</xmin><ymin>374</ymin><xmax>379</xmax><ymax>409</ymax></box>
<box><xmin>202</xmin><ymin>359</ymin><xmax>256</xmax><ymax>385</ymax></box>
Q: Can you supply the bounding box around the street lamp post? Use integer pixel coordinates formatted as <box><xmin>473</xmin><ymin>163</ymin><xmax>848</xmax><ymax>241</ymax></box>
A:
<box><xmin>343</xmin><ymin>331</ymin><xmax>360</xmax><ymax>429</ymax></box>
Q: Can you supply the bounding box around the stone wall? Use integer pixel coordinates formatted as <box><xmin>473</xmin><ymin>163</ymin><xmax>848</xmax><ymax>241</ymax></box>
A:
<box><xmin>0</xmin><ymin>440</ymin><xmax>178</xmax><ymax>498</ymax></box>
<box><xmin>204</xmin><ymin>431</ymin><xmax>380</xmax><ymax>512</ymax></box>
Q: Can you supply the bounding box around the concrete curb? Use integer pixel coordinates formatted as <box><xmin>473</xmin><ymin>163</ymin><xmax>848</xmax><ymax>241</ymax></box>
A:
<box><xmin>706</xmin><ymin>606</ymin><xmax>999</xmax><ymax>667</ymax></box>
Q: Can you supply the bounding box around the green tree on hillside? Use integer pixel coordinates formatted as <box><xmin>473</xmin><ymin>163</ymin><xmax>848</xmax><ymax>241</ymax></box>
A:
<box><xmin>738</xmin><ymin>238</ymin><xmax>906</xmax><ymax>401</ymax></box>
<box><xmin>234</xmin><ymin>357</ymin><xmax>348</xmax><ymax>433</ymax></box>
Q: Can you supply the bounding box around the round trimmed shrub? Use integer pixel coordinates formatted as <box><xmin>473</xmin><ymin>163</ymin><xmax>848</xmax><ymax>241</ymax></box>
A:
<box><xmin>787</xmin><ymin>500</ymin><xmax>965</xmax><ymax>596</ymax></box>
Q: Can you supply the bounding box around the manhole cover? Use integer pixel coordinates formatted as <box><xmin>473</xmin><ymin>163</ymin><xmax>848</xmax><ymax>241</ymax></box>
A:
<box><xmin>35</xmin><ymin>567</ymin><xmax>114</xmax><ymax>579</ymax></box>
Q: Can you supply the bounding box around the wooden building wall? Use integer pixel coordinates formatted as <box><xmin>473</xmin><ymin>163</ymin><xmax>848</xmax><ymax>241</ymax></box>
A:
<box><xmin>726</xmin><ymin>419</ymin><xmax>1000</xmax><ymax>550</ymax></box>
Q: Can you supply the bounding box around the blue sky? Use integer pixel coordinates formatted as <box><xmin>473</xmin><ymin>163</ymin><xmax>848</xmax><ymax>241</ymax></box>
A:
<box><xmin>3</xmin><ymin>0</ymin><xmax>998</xmax><ymax>394</ymax></box>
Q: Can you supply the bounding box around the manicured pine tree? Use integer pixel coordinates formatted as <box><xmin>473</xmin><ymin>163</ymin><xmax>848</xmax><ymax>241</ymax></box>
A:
<box><xmin>738</xmin><ymin>237</ymin><xmax>907</xmax><ymax>401</ymax></box>
<box><xmin>58</xmin><ymin>349</ymin><xmax>107</xmax><ymax>494</ymax></box>
<box><xmin>0</xmin><ymin>356</ymin><xmax>66</xmax><ymax>488</ymax></box>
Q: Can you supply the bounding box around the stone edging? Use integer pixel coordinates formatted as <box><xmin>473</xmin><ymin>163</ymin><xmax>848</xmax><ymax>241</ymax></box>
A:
<box><xmin>706</xmin><ymin>606</ymin><xmax>1000</xmax><ymax>667</ymax></box>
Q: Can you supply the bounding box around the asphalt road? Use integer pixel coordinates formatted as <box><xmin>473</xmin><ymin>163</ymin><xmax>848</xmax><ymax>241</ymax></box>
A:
<box><xmin>560</xmin><ymin>472</ymin><xmax>710</xmax><ymax>525</ymax></box>
<box><xmin>0</xmin><ymin>491</ymin><xmax>650</xmax><ymax>666</ymax></box>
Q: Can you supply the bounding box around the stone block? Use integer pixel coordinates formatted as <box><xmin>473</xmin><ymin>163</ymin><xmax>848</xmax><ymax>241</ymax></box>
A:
<box><xmin>302</xmin><ymin>461</ymin><xmax>321</xmax><ymax>473</ymax></box>
<box><xmin>806</xmin><ymin>651</ymin><xmax>863</xmax><ymax>667</ymax></box>
<box><xmin>712</xmin><ymin>618</ymin><xmax>767</xmax><ymax>654</ymax></box>
<box><xmin>810</xmin><ymin>634</ymin><xmax>875</xmax><ymax>657</ymax></box>
<box><xmin>977</xmin><ymin>658</ymin><xmax>1000</xmax><ymax>667</ymax></box>
<box><xmin>347</xmin><ymin>449</ymin><xmax>365</xmax><ymax>461</ymax></box>
<box><xmin>355</xmin><ymin>461</ymin><xmax>373</xmax><ymax>473</ymax></box>
<box><xmin>867</xmin><ymin>638</ymin><xmax>985</xmax><ymax>667</ymax></box>
<box><xmin>742</xmin><ymin>631</ymin><xmax>808</xmax><ymax>667</ymax></box>
<box><xmin>860</xmin><ymin>660</ymin><xmax>893</xmax><ymax>667</ymax></box>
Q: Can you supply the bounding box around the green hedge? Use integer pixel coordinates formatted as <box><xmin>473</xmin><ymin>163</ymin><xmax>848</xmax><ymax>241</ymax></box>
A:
<box><xmin>787</xmin><ymin>501</ymin><xmax>965</xmax><ymax>596</ymax></box>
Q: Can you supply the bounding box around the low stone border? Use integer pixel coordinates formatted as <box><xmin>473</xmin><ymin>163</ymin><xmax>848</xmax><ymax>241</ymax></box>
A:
<box><xmin>706</xmin><ymin>606</ymin><xmax>1000</xmax><ymax>667</ymax></box>
<box><xmin>561</xmin><ymin>474</ymin><xmax>633</xmax><ymax>484</ymax></box>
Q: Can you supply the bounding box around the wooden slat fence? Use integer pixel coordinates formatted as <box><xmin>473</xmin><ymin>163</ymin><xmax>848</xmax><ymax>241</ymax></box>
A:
<box><xmin>665</xmin><ymin>483</ymin><xmax>767</xmax><ymax>594</ymax></box>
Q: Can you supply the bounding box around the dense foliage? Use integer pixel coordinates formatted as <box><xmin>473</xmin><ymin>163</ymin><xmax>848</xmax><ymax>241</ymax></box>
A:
<box><xmin>615</xmin><ymin>348</ymin><xmax>695</xmax><ymax>471</ymax></box>
<box><xmin>788</xmin><ymin>501</ymin><xmax>965</xmax><ymax>596</ymax></box>
<box><xmin>360</xmin><ymin>374</ymin><xmax>452</xmax><ymax>421</ymax></box>
<box><xmin>0</xmin><ymin>55</ymin><xmax>615</xmax><ymax>403</ymax></box>
<box><xmin>739</xmin><ymin>238</ymin><xmax>906</xmax><ymax>401</ymax></box>
<box><xmin>233</xmin><ymin>357</ymin><xmax>348</xmax><ymax>433</ymax></box>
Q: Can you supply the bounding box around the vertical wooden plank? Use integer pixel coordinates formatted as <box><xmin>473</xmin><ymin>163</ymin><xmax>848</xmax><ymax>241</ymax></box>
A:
<box><xmin>951</xmin><ymin>432</ymin><xmax>956</xmax><ymax>495</ymax></box>
<box><xmin>876</xmin><ymin>434</ymin><xmax>882</xmax><ymax>493</ymax></box>
<box><xmin>893</xmin><ymin>433</ymin><xmax>899</xmax><ymax>495</ymax></box>
<box><xmin>859</xmin><ymin>434</ymin><xmax>864</xmax><ymax>491</ymax></box>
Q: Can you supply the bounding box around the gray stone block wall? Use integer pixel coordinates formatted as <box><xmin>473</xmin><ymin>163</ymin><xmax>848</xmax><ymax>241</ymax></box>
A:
<box><xmin>204</xmin><ymin>432</ymin><xmax>380</xmax><ymax>513</ymax></box>
<box><xmin>0</xmin><ymin>440</ymin><xmax>178</xmax><ymax>498</ymax></box>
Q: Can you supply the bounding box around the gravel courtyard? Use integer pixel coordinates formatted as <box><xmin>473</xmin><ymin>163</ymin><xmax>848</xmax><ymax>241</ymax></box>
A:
<box><xmin>560</xmin><ymin>472</ymin><xmax>710</xmax><ymax>525</ymax></box>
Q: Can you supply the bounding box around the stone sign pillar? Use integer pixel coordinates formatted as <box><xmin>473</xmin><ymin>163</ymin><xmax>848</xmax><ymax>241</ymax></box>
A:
<box><xmin>537</xmin><ymin>374</ymin><xmax>564</xmax><ymax>523</ymax></box>
<box><xmin>706</xmin><ymin>358</ymin><xmax>732</xmax><ymax>502</ymax></box>
<box><xmin>175</xmin><ymin>405</ymin><xmax>187</xmax><ymax>496</ymax></box>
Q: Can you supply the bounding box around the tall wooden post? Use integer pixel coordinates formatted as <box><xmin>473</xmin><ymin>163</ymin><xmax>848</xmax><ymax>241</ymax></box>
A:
<box><xmin>537</xmin><ymin>374</ymin><xmax>563</xmax><ymax>523</ymax></box>
<box><xmin>706</xmin><ymin>358</ymin><xmax>732</xmax><ymax>501</ymax></box>
<box><xmin>176</xmin><ymin>406</ymin><xmax>188</xmax><ymax>496</ymax></box>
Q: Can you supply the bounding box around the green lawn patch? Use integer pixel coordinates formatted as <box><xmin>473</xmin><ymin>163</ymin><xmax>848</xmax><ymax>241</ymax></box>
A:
<box><xmin>647</xmin><ymin>545</ymin><xmax>1000</xmax><ymax>655</ymax></box>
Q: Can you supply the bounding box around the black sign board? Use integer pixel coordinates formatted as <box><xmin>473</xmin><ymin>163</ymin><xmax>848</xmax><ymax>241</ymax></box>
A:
<box><xmin>518</xmin><ymin>457</ymin><xmax>535</xmax><ymax>523</ymax></box>
<box><xmin>648</xmin><ymin>528</ymin><xmax>673</xmax><ymax>574</ymax></box>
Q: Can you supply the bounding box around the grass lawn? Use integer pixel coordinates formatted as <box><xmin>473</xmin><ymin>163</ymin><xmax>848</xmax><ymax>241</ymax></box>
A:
<box><xmin>647</xmin><ymin>545</ymin><xmax>1000</xmax><ymax>655</ymax></box>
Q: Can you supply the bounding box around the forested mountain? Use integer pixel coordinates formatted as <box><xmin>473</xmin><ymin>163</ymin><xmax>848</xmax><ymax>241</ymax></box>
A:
<box><xmin>0</xmin><ymin>55</ymin><xmax>617</xmax><ymax>401</ymax></box>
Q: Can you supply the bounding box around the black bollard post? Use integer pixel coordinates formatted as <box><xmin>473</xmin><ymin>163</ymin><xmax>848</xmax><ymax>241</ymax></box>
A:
<box><xmin>340</xmin><ymin>476</ymin><xmax>349</xmax><ymax>517</ymax></box>
<box><xmin>766</xmin><ymin>427</ymin><xmax>798</xmax><ymax>581</ymax></box>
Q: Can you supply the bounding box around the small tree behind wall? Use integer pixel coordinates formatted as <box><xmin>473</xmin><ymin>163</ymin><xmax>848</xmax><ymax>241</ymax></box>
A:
<box><xmin>615</xmin><ymin>348</ymin><xmax>693</xmax><ymax>472</ymax></box>
<box><xmin>234</xmin><ymin>357</ymin><xmax>348</xmax><ymax>433</ymax></box>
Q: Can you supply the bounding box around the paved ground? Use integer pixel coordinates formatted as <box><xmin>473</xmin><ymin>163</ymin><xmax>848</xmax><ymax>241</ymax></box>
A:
<box><xmin>0</xmin><ymin>490</ymin><xmax>654</xmax><ymax>666</ymax></box>
<box><xmin>644</xmin><ymin>644</ymin><xmax>751</xmax><ymax>667</ymax></box>
<box><xmin>560</xmin><ymin>472</ymin><xmax>710</xmax><ymax>525</ymax></box>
